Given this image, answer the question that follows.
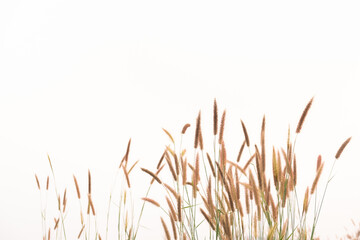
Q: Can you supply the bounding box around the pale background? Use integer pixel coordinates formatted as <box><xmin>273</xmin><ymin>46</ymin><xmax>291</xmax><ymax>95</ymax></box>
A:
<box><xmin>0</xmin><ymin>0</ymin><xmax>360</xmax><ymax>239</ymax></box>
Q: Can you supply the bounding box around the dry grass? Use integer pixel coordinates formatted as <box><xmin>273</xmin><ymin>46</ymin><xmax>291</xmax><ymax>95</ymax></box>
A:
<box><xmin>143</xmin><ymin>98</ymin><xmax>351</xmax><ymax>240</ymax></box>
<box><xmin>35</xmin><ymin>98</ymin><xmax>352</xmax><ymax>240</ymax></box>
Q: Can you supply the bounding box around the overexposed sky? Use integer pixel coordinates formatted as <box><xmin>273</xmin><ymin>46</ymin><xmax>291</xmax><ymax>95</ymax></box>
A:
<box><xmin>0</xmin><ymin>1</ymin><xmax>360</xmax><ymax>239</ymax></box>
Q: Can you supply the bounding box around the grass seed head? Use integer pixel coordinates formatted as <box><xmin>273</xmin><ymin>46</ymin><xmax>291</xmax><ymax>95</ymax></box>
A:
<box><xmin>296</xmin><ymin>97</ymin><xmax>314</xmax><ymax>133</ymax></box>
<box><xmin>181</xmin><ymin>123</ymin><xmax>191</xmax><ymax>134</ymax></box>
<box><xmin>335</xmin><ymin>137</ymin><xmax>352</xmax><ymax>159</ymax></box>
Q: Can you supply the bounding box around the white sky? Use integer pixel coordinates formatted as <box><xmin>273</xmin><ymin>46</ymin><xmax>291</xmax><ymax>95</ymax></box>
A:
<box><xmin>0</xmin><ymin>0</ymin><xmax>360</xmax><ymax>239</ymax></box>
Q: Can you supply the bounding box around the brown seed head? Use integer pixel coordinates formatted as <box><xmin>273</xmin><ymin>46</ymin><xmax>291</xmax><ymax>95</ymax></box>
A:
<box><xmin>316</xmin><ymin>155</ymin><xmax>322</xmax><ymax>172</ymax></box>
<box><xmin>335</xmin><ymin>137</ymin><xmax>351</xmax><ymax>159</ymax></box>
<box><xmin>163</xmin><ymin>128</ymin><xmax>174</xmax><ymax>144</ymax></box>
<box><xmin>156</xmin><ymin>151</ymin><xmax>166</xmax><ymax>169</ymax></box>
<box><xmin>141</xmin><ymin>168</ymin><xmax>162</xmax><ymax>184</ymax></box>
<box><xmin>241</xmin><ymin>120</ymin><xmax>250</xmax><ymax>147</ymax></box>
<box><xmin>220</xmin><ymin>141</ymin><xmax>227</xmax><ymax>168</ymax></box>
<box><xmin>194</xmin><ymin>153</ymin><xmax>200</xmax><ymax>184</ymax></box>
<box><xmin>182</xmin><ymin>158</ymin><xmax>187</xmax><ymax>185</ymax></box>
<box><xmin>194</xmin><ymin>111</ymin><xmax>201</xmax><ymax>148</ymax></box>
<box><xmin>303</xmin><ymin>187</ymin><xmax>310</xmax><ymax>213</ymax></box>
<box><xmin>54</xmin><ymin>218</ymin><xmax>60</xmax><ymax>230</ymax></box>
<box><xmin>206</xmin><ymin>153</ymin><xmax>216</xmax><ymax>177</ymax></box>
<box><xmin>169</xmin><ymin>214</ymin><xmax>178</xmax><ymax>240</ymax></box>
<box><xmin>237</xmin><ymin>141</ymin><xmax>246</xmax><ymax>163</ymax></box>
<box><xmin>213</xmin><ymin>98</ymin><xmax>218</xmax><ymax>135</ymax></box>
<box><xmin>181</xmin><ymin>123</ymin><xmax>191</xmax><ymax>134</ymax></box>
<box><xmin>151</xmin><ymin>164</ymin><xmax>165</xmax><ymax>184</ymax></box>
<box><xmin>218</xmin><ymin>110</ymin><xmax>226</xmax><ymax>144</ymax></box>
<box><xmin>311</xmin><ymin>162</ymin><xmax>324</xmax><ymax>194</ymax></box>
<box><xmin>165</xmin><ymin>152</ymin><xmax>177</xmax><ymax>181</ymax></box>
<box><xmin>35</xmin><ymin>174</ymin><xmax>40</xmax><ymax>190</ymax></box>
<box><xmin>88</xmin><ymin>169</ymin><xmax>91</xmax><ymax>194</ymax></box>
<box><xmin>160</xmin><ymin>217</ymin><xmax>171</xmax><ymax>240</ymax></box>
<box><xmin>199</xmin><ymin>129</ymin><xmax>204</xmax><ymax>150</ymax></box>
<box><xmin>200</xmin><ymin>208</ymin><xmax>215</xmax><ymax>230</ymax></box>
<box><xmin>62</xmin><ymin>188</ymin><xmax>67</xmax><ymax>212</ymax></box>
<box><xmin>177</xmin><ymin>195</ymin><xmax>182</xmax><ymax>222</ymax></box>
<box><xmin>141</xmin><ymin>197</ymin><xmax>160</xmax><ymax>207</ymax></box>
<box><xmin>164</xmin><ymin>183</ymin><xmax>179</xmax><ymax>199</ymax></box>
<box><xmin>296</xmin><ymin>97</ymin><xmax>314</xmax><ymax>133</ymax></box>
<box><xmin>243</xmin><ymin>153</ymin><xmax>256</xmax><ymax>171</ymax></box>
<box><xmin>46</xmin><ymin>176</ymin><xmax>49</xmax><ymax>190</ymax></box>
<box><xmin>261</xmin><ymin>115</ymin><xmax>266</xmax><ymax>170</ymax></box>
<box><xmin>77</xmin><ymin>225</ymin><xmax>85</xmax><ymax>239</ymax></box>
<box><xmin>124</xmin><ymin>138</ymin><xmax>131</xmax><ymax>163</ymax></box>
<box><xmin>272</xmin><ymin>147</ymin><xmax>279</xmax><ymax>190</ymax></box>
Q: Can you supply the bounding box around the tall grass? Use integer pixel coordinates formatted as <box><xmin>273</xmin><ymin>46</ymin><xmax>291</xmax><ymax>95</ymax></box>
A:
<box><xmin>36</xmin><ymin>98</ymin><xmax>351</xmax><ymax>239</ymax></box>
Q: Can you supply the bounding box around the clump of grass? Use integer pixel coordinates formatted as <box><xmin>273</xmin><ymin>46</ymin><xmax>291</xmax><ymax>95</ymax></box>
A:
<box><xmin>36</xmin><ymin>98</ymin><xmax>351</xmax><ymax>239</ymax></box>
<box><xmin>35</xmin><ymin>139</ymin><xmax>156</xmax><ymax>240</ymax></box>
<box><xmin>142</xmin><ymin>98</ymin><xmax>351</xmax><ymax>239</ymax></box>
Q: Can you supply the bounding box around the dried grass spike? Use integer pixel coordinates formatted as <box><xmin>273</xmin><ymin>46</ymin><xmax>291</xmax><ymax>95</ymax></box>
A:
<box><xmin>317</xmin><ymin>155</ymin><xmax>322</xmax><ymax>172</ymax></box>
<box><xmin>218</xmin><ymin>110</ymin><xmax>226</xmax><ymax>144</ymax></box>
<box><xmin>156</xmin><ymin>151</ymin><xmax>166</xmax><ymax>169</ymax></box>
<box><xmin>160</xmin><ymin>217</ymin><xmax>171</xmax><ymax>240</ymax></box>
<box><xmin>165</xmin><ymin>153</ymin><xmax>177</xmax><ymax>181</ymax></box>
<box><xmin>243</xmin><ymin>153</ymin><xmax>256</xmax><ymax>171</ymax></box>
<box><xmin>181</xmin><ymin>123</ymin><xmax>191</xmax><ymax>134</ymax></box>
<box><xmin>141</xmin><ymin>197</ymin><xmax>160</xmax><ymax>207</ymax></box>
<box><xmin>170</xmin><ymin>214</ymin><xmax>178</xmax><ymax>240</ymax></box>
<box><xmin>151</xmin><ymin>164</ymin><xmax>165</xmax><ymax>184</ymax></box>
<box><xmin>182</xmin><ymin>158</ymin><xmax>187</xmax><ymax>185</ymax></box>
<box><xmin>194</xmin><ymin>153</ymin><xmax>200</xmax><ymax>183</ymax></box>
<box><xmin>163</xmin><ymin>128</ymin><xmax>175</xmax><ymax>144</ymax></box>
<box><xmin>173</xmin><ymin>154</ymin><xmax>180</xmax><ymax>176</ymax></box>
<box><xmin>35</xmin><ymin>174</ymin><xmax>40</xmax><ymax>190</ymax></box>
<box><xmin>141</xmin><ymin>168</ymin><xmax>162</xmax><ymax>184</ymax></box>
<box><xmin>77</xmin><ymin>225</ymin><xmax>85</xmax><ymax>239</ymax></box>
<box><xmin>303</xmin><ymin>187</ymin><xmax>310</xmax><ymax>213</ymax></box>
<box><xmin>124</xmin><ymin>138</ymin><xmax>131</xmax><ymax>163</ymax></box>
<box><xmin>237</xmin><ymin>141</ymin><xmax>246</xmax><ymax>163</ymax></box>
<box><xmin>62</xmin><ymin>188</ymin><xmax>67</xmax><ymax>212</ymax></box>
<box><xmin>206</xmin><ymin>153</ymin><xmax>216</xmax><ymax>177</ymax></box>
<box><xmin>335</xmin><ymin>137</ymin><xmax>351</xmax><ymax>159</ymax></box>
<box><xmin>261</xmin><ymin>115</ymin><xmax>266</xmax><ymax>170</ymax></box>
<box><xmin>177</xmin><ymin>195</ymin><xmax>182</xmax><ymax>222</ymax></box>
<box><xmin>296</xmin><ymin>97</ymin><xmax>314</xmax><ymax>133</ymax></box>
<box><xmin>199</xmin><ymin>129</ymin><xmax>204</xmax><ymax>150</ymax></box>
<box><xmin>194</xmin><ymin>111</ymin><xmax>201</xmax><ymax>148</ymax></box>
<box><xmin>88</xmin><ymin>169</ymin><xmax>91</xmax><ymax>194</ymax></box>
<box><xmin>272</xmin><ymin>147</ymin><xmax>279</xmax><ymax>190</ymax></box>
<box><xmin>47</xmin><ymin>154</ymin><xmax>53</xmax><ymax>171</ymax></box>
<box><xmin>311</xmin><ymin>162</ymin><xmax>324</xmax><ymax>194</ymax></box>
<box><xmin>241</xmin><ymin>120</ymin><xmax>250</xmax><ymax>147</ymax></box>
<box><xmin>213</xmin><ymin>98</ymin><xmax>218</xmax><ymax>135</ymax></box>
<box><xmin>166</xmin><ymin>197</ymin><xmax>177</xmax><ymax>221</ymax></box>
<box><xmin>46</xmin><ymin>176</ymin><xmax>49</xmax><ymax>190</ymax></box>
<box><xmin>164</xmin><ymin>183</ymin><xmax>179</xmax><ymax>199</ymax></box>
<box><xmin>54</xmin><ymin>218</ymin><xmax>60</xmax><ymax>230</ymax></box>
<box><xmin>200</xmin><ymin>208</ymin><xmax>215</xmax><ymax>230</ymax></box>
